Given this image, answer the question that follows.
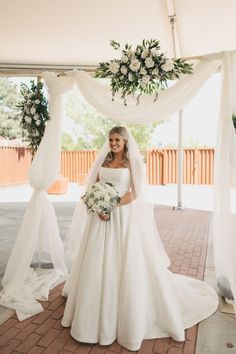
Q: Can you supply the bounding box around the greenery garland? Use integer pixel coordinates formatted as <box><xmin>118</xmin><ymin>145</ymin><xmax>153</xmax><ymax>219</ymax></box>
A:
<box><xmin>95</xmin><ymin>39</ymin><xmax>193</xmax><ymax>105</ymax></box>
<box><xmin>18</xmin><ymin>80</ymin><xmax>49</xmax><ymax>154</ymax></box>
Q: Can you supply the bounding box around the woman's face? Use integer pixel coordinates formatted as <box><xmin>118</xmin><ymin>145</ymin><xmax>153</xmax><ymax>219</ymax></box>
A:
<box><xmin>109</xmin><ymin>133</ymin><xmax>126</xmax><ymax>155</ymax></box>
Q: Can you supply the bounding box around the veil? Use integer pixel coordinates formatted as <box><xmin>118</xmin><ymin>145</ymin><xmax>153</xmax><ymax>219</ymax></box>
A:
<box><xmin>64</xmin><ymin>129</ymin><xmax>170</xmax><ymax>270</ymax></box>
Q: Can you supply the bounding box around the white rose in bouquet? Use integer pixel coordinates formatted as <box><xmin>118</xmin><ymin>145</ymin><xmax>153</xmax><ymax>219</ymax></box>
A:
<box><xmin>109</xmin><ymin>61</ymin><xmax>120</xmax><ymax>74</ymax></box>
<box><xmin>145</xmin><ymin>57</ymin><xmax>155</xmax><ymax>68</ymax></box>
<box><xmin>121</xmin><ymin>66</ymin><xmax>128</xmax><ymax>75</ymax></box>
<box><xmin>142</xmin><ymin>75</ymin><xmax>150</xmax><ymax>84</ymax></box>
<box><xmin>129</xmin><ymin>59</ymin><xmax>141</xmax><ymax>72</ymax></box>
<box><xmin>162</xmin><ymin>59</ymin><xmax>174</xmax><ymax>72</ymax></box>
<box><xmin>121</xmin><ymin>54</ymin><xmax>129</xmax><ymax>63</ymax></box>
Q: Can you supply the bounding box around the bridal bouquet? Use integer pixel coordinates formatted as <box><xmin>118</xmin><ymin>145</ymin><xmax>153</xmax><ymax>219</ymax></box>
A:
<box><xmin>82</xmin><ymin>181</ymin><xmax>121</xmax><ymax>215</ymax></box>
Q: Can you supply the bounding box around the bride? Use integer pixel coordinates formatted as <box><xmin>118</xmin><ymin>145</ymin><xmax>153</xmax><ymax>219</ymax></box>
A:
<box><xmin>61</xmin><ymin>126</ymin><xmax>219</xmax><ymax>351</ymax></box>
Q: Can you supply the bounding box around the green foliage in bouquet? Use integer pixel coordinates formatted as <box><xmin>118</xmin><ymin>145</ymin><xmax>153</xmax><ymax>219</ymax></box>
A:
<box><xmin>95</xmin><ymin>39</ymin><xmax>193</xmax><ymax>105</ymax></box>
<box><xmin>18</xmin><ymin>80</ymin><xmax>49</xmax><ymax>154</ymax></box>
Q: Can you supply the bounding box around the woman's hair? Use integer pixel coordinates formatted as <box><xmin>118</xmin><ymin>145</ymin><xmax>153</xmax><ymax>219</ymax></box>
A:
<box><xmin>102</xmin><ymin>126</ymin><xmax>129</xmax><ymax>167</ymax></box>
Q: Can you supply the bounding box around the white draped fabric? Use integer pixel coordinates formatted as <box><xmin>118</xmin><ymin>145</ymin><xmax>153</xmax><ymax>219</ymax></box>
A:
<box><xmin>0</xmin><ymin>51</ymin><xmax>236</xmax><ymax>319</ymax></box>
<box><xmin>0</xmin><ymin>75</ymin><xmax>74</xmax><ymax>320</ymax></box>
<box><xmin>213</xmin><ymin>52</ymin><xmax>236</xmax><ymax>311</ymax></box>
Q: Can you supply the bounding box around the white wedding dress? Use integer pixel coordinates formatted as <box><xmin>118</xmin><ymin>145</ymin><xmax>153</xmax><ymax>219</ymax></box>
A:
<box><xmin>61</xmin><ymin>167</ymin><xmax>219</xmax><ymax>351</ymax></box>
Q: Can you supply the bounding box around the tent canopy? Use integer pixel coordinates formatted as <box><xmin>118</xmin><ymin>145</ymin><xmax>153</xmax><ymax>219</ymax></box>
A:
<box><xmin>0</xmin><ymin>0</ymin><xmax>236</xmax><ymax>68</ymax></box>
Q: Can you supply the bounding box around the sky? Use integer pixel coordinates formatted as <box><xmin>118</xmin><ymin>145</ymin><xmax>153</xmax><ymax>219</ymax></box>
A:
<box><xmin>11</xmin><ymin>72</ymin><xmax>221</xmax><ymax>148</ymax></box>
<box><xmin>151</xmin><ymin>73</ymin><xmax>221</xmax><ymax>148</ymax></box>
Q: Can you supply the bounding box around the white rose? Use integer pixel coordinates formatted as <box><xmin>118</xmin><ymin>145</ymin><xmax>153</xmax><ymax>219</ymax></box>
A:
<box><xmin>128</xmin><ymin>73</ymin><xmax>134</xmax><ymax>82</ymax></box>
<box><xmin>35</xmin><ymin>99</ymin><xmax>40</xmax><ymax>104</ymax></box>
<box><xmin>151</xmin><ymin>49</ymin><xmax>159</xmax><ymax>56</ymax></box>
<box><xmin>33</xmin><ymin>114</ymin><xmax>39</xmax><ymax>120</ymax></box>
<box><xmin>129</xmin><ymin>59</ymin><xmax>141</xmax><ymax>72</ymax></box>
<box><xmin>92</xmin><ymin>205</ymin><xmax>100</xmax><ymax>213</ymax></box>
<box><xmin>142</xmin><ymin>75</ymin><xmax>150</xmax><ymax>84</ymax></box>
<box><xmin>121</xmin><ymin>54</ymin><xmax>129</xmax><ymax>63</ymax></box>
<box><xmin>152</xmin><ymin>68</ymin><xmax>159</xmax><ymax>76</ymax></box>
<box><xmin>109</xmin><ymin>61</ymin><xmax>120</xmax><ymax>74</ymax></box>
<box><xmin>161</xmin><ymin>59</ymin><xmax>174</xmax><ymax>71</ymax></box>
<box><xmin>34</xmin><ymin>131</ymin><xmax>39</xmax><ymax>137</ymax></box>
<box><xmin>141</xmin><ymin>49</ymin><xmax>149</xmax><ymax>59</ymax></box>
<box><xmin>24</xmin><ymin>106</ymin><xmax>29</xmax><ymax>114</ymax></box>
<box><xmin>120</xmin><ymin>66</ymin><xmax>128</xmax><ymax>75</ymax></box>
<box><xmin>30</xmin><ymin>107</ymin><xmax>36</xmax><ymax>114</ymax></box>
<box><xmin>127</xmin><ymin>49</ymin><xmax>133</xmax><ymax>57</ymax></box>
<box><xmin>25</xmin><ymin>117</ymin><xmax>32</xmax><ymax>124</ymax></box>
<box><xmin>104</xmin><ymin>194</ymin><xmax>110</xmax><ymax>202</ymax></box>
<box><xmin>36</xmin><ymin>120</ymin><xmax>41</xmax><ymax>126</ymax></box>
<box><xmin>140</xmin><ymin>67</ymin><xmax>147</xmax><ymax>75</ymax></box>
<box><xmin>145</xmin><ymin>57</ymin><xmax>155</xmax><ymax>68</ymax></box>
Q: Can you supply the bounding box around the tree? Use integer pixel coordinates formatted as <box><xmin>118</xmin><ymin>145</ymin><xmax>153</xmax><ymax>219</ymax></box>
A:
<box><xmin>0</xmin><ymin>78</ymin><xmax>22</xmax><ymax>139</ymax></box>
<box><xmin>65</xmin><ymin>88</ymin><xmax>157</xmax><ymax>150</ymax></box>
<box><xmin>61</xmin><ymin>133</ymin><xmax>75</xmax><ymax>150</ymax></box>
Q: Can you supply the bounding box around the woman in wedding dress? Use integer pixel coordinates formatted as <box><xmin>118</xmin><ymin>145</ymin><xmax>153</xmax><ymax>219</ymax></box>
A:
<box><xmin>61</xmin><ymin>126</ymin><xmax>219</xmax><ymax>351</ymax></box>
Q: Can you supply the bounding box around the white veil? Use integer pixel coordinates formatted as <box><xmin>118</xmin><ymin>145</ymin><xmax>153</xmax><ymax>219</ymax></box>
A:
<box><xmin>64</xmin><ymin>128</ymin><xmax>170</xmax><ymax>270</ymax></box>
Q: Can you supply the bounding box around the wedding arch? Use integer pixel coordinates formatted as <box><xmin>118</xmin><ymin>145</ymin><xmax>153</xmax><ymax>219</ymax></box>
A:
<box><xmin>0</xmin><ymin>51</ymin><xmax>236</xmax><ymax>320</ymax></box>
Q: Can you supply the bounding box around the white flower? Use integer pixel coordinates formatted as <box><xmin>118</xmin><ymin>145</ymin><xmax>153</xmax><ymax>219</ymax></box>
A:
<box><xmin>34</xmin><ymin>131</ymin><xmax>39</xmax><ymax>137</ymax></box>
<box><xmin>129</xmin><ymin>59</ymin><xmax>141</xmax><ymax>72</ymax></box>
<box><xmin>142</xmin><ymin>75</ymin><xmax>150</xmax><ymax>84</ymax></box>
<box><xmin>127</xmin><ymin>49</ymin><xmax>133</xmax><ymax>56</ymax></box>
<box><xmin>33</xmin><ymin>114</ymin><xmax>39</xmax><ymax>120</ymax></box>
<box><xmin>36</xmin><ymin>120</ymin><xmax>41</xmax><ymax>126</ymax></box>
<box><xmin>109</xmin><ymin>61</ymin><xmax>120</xmax><ymax>74</ymax></box>
<box><xmin>140</xmin><ymin>67</ymin><xmax>147</xmax><ymax>75</ymax></box>
<box><xmin>151</xmin><ymin>49</ymin><xmax>159</xmax><ymax>56</ymax></box>
<box><xmin>152</xmin><ymin>68</ymin><xmax>159</xmax><ymax>76</ymax></box>
<box><xmin>35</xmin><ymin>99</ymin><xmax>40</xmax><ymax>104</ymax></box>
<box><xmin>141</xmin><ymin>49</ymin><xmax>149</xmax><ymax>59</ymax></box>
<box><xmin>121</xmin><ymin>54</ymin><xmax>129</xmax><ymax>63</ymax></box>
<box><xmin>25</xmin><ymin>117</ymin><xmax>32</xmax><ymax>124</ymax></box>
<box><xmin>30</xmin><ymin>107</ymin><xmax>36</xmax><ymax>114</ymax></box>
<box><xmin>145</xmin><ymin>57</ymin><xmax>155</xmax><ymax>68</ymax></box>
<box><xmin>162</xmin><ymin>59</ymin><xmax>174</xmax><ymax>71</ymax></box>
<box><xmin>120</xmin><ymin>66</ymin><xmax>128</xmax><ymax>75</ymax></box>
<box><xmin>24</xmin><ymin>106</ymin><xmax>29</xmax><ymax>114</ymax></box>
<box><xmin>104</xmin><ymin>194</ymin><xmax>110</xmax><ymax>202</ymax></box>
<box><xmin>128</xmin><ymin>73</ymin><xmax>134</xmax><ymax>82</ymax></box>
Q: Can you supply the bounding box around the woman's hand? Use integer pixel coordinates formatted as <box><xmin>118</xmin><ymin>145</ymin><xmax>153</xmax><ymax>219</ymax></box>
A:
<box><xmin>98</xmin><ymin>213</ymin><xmax>110</xmax><ymax>222</ymax></box>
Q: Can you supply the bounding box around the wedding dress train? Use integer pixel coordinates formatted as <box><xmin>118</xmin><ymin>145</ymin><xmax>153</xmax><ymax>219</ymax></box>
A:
<box><xmin>61</xmin><ymin>167</ymin><xmax>218</xmax><ymax>351</ymax></box>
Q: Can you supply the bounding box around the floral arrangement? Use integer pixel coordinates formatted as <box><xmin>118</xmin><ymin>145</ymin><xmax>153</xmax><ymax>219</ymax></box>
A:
<box><xmin>18</xmin><ymin>80</ymin><xmax>49</xmax><ymax>154</ymax></box>
<box><xmin>95</xmin><ymin>39</ymin><xmax>193</xmax><ymax>104</ymax></box>
<box><xmin>82</xmin><ymin>181</ymin><xmax>121</xmax><ymax>215</ymax></box>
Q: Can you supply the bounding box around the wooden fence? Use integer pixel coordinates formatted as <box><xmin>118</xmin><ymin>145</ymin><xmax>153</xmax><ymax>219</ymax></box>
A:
<box><xmin>147</xmin><ymin>148</ymin><xmax>214</xmax><ymax>185</ymax></box>
<box><xmin>0</xmin><ymin>147</ymin><xmax>32</xmax><ymax>186</ymax></box>
<box><xmin>0</xmin><ymin>147</ymin><xmax>215</xmax><ymax>186</ymax></box>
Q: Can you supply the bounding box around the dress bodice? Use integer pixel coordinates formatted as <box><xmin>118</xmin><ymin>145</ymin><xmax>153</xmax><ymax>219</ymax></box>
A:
<box><xmin>99</xmin><ymin>167</ymin><xmax>131</xmax><ymax>197</ymax></box>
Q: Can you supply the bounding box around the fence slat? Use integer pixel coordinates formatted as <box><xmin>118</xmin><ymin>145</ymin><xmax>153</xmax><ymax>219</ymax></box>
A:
<box><xmin>0</xmin><ymin>147</ymin><xmax>215</xmax><ymax>186</ymax></box>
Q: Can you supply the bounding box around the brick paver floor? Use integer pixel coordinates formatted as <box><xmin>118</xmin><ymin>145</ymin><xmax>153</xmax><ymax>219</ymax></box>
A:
<box><xmin>0</xmin><ymin>206</ymin><xmax>211</xmax><ymax>354</ymax></box>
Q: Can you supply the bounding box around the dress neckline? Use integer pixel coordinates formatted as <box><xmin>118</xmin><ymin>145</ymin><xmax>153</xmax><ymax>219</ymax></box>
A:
<box><xmin>101</xmin><ymin>166</ymin><xmax>129</xmax><ymax>170</ymax></box>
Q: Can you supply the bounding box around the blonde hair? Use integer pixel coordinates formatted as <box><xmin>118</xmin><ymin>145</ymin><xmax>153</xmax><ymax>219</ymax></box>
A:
<box><xmin>102</xmin><ymin>126</ymin><xmax>129</xmax><ymax>167</ymax></box>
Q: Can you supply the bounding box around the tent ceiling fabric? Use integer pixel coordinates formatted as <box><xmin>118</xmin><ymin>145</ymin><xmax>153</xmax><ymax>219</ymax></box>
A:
<box><xmin>0</xmin><ymin>0</ymin><xmax>236</xmax><ymax>67</ymax></box>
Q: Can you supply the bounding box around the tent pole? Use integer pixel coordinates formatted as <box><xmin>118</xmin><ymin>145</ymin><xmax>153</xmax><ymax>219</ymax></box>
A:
<box><xmin>167</xmin><ymin>1</ymin><xmax>184</xmax><ymax>211</ymax></box>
